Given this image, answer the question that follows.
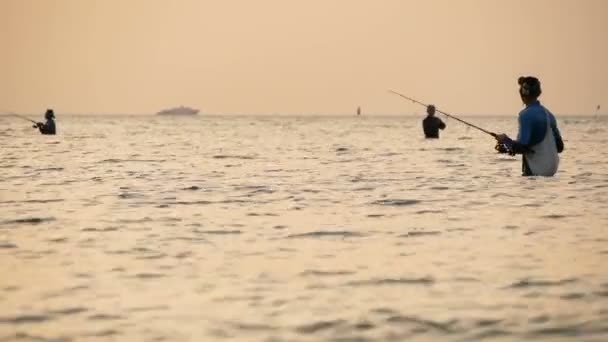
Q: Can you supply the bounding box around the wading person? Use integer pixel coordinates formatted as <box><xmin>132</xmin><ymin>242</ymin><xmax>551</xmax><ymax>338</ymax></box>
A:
<box><xmin>34</xmin><ymin>109</ymin><xmax>56</xmax><ymax>135</ymax></box>
<box><xmin>495</xmin><ymin>76</ymin><xmax>564</xmax><ymax>176</ymax></box>
<box><xmin>422</xmin><ymin>105</ymin><xmax>446</xmax><ymax>138</ymax></box>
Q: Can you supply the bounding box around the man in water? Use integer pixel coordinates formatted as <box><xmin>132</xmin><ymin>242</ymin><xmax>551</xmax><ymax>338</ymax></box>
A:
<box><xmin>422</xmin><ymin>105</ymin><xmax>446</xmax><ymax>138</ymax></box>
<box><xmin>495</xmin><ymin>76</ymin><xmax>564</xmax><ymax>176</ymax></box>
<box><xmin>35</xmin><ymin>109</ymin><xmax>56</xmax><ymax>135</ymax></box>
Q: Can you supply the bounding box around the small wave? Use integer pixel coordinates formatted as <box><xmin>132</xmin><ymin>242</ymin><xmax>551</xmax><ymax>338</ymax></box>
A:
<box><xmin>541</xmin><ymin>214</ymin><xmax>569</xmax><ymax>219</ymax></box>
<box><xmin>398</xmin><ymin>231</ymin><xmax>441</xmax><ymax>238</ymax></box>
<box><xmin>507</xmin><ymin>278</ymin><xmax>578</xmax><ymax>289</ymax></box>
<box><xmin>347</xmin><ymin>277</ymin><xmax>434</xmax><ymax>287</ymax></box>
<box><xmin>560</xmin><ymin>293</ymin><xmax>586</xmax><ymax>300</ymax></box>
<box><xmin>452</xmin><ymin>277</ymin><xmax>481</xmax><ymax>283</ymax></box>
<box><xmin>81</xmin><ymin>227</ymin><xmax>119</xmax><ymax>232</ymax></box>
<box><xmin>117</xmin><ymin>192</ymin><xmax>144</xmax><ymax>199</ymax></box>
<box><xmin>229</xmin><ymin>322</ymin><xmax>276</xmax><ymax>332</ymax></box>
<box><xmin>295</xmin><ymin>320</ymin><xmax>346</xmax><ymax>334</ymax></box>
<box><xmin>0</xmin><ymin>314</ymin><xmax>52</xmax><ymax>324</ymax></box>
<box><xmin>135</xmin><ymin>253</ymin><xmax>167</xmax><ymax>260</ymax></box>
<box><xmin>100</xmin><ymin>158</ymin><xmax>166</xmax><ymax>163</ymax></box>
<box><xmin>87</xmin><ymin>314</ymin><xmax>124</xmax><ymax>321</ymax></box>
<box><xmin>127</xmin><ymin>305</ymin><xmax>169</xmax><ymax>312</ymax></box>
<box><xmin>41</xmin><ymin>285</ymin><xmax>89</xmax><ymax>299</ymax></box>
<box><xmin>371</xmin><ymin>199</ymin><xmax>420</xmax><ymax>206</ymax></box>
<box><xmin>491</xmin><ymin>193</ymin><xmax>517</xmax><ymax>198</ymax></box>
<box><xmin>526</xmin><ymin>323</ymin><xmax>604</xmax><ymax>338</ymax></box>
<box><xmin>246</xmin><ymin>212</ymin><xmax>279</xmax><ymax>217</ymax></box>
<box><xmin>594</xmin><ymin>291</ymin><xmax>608</xmax><ymax>298</ymax></box>
<box><xmin>493</xmin><ymin>157</ymin><xmax>518</xmax><ymax>162</ymax></box>
<box><xmin>471</xmin><ymin>329</ymin><xmax>512</xmax><ymax>340</ymax></box>
<box><xmin>522</xmin><ymin>202</ymin><xmax>543</xmax><ymax>207</ymax></box>
<box><xmin>212</xmin><ymin>155</ymin><xmax>255</xmax><ymax>160</ymax></box>
<box><xmin>1</xmin><ymin>217</ymin><xmax>55</xmax><ymax>226</ymax></box>
<box><xmin>46</xmin><ymin>237</ymin><xmax>68</xmax><ymax>243</ymax></box>
<box><xmin>353</xmin><ymin>186</ymin><xmax>375</xmax><ymax>191</ymax></box>
<box><xmin>415</xmin><ymin>209</ymin><xmax>444</xmax><ymax>214</ymax></box>
<box><xmin>385</xmin><ymin>315</ymin><xmax>457</xmax><ymax>332</ymax></box>
<box><xmin>133</xmin><ymin>273</ymin><xmax>166</xmax><ymax>279</ymax></box>
<box><xmin>299</xmin><ymin>270</ymin><xmax>355</xmax><ymax>277</ymax></box>
<box><xmin>238</xmin><ymin>186</ymin><xmax>275</xmax><ymax>196</ymax></box>
<box><xmin>195</xmin><ymin>229</ymin><xmax>242</xmax><ymax>235</ymax></box>
<box><xmin>286</xmin><ymin>230</ymin><xmax>365</xmax><ymax>239</ymax></box>
<box><xmin>367</xmin><ymin>214</ymin><xmax>384</xmax><ymax>218</ymax></box>
<box><xmin>34</xmin><ymin>167</ymin><xmax>64</xmax><ymax>172</ymax></box>
<box><xmin>48</xmin><ymin>307</ymin><xmax>88</xmax><ymax>316</ymax></box>
<box><xmin>115</xmin><ymin>217</ymin><xmax>153</xmax><ymax>223</ymax></box>
<box><xmin>0</xmin><ymin>199</ymin><xmax>64</xmax><ymax>205</ymax></box>
<box><xmin>25</xmin><ymin>199</ymin><xmax>64</xmax><ymax>204</ymax></box>
<box><xmin>0</xmin><ymin>242</ymin><xmax>17</xmax><ymax>249</ymax></box>
<box><xmin>447</xmin><ymin>228</ymin><xmax>473</xmax><ymax>232</ymax></box>
<box><xmin>84</xmin><ymin>330</ymin><xmax>120</xmax><ymax>337</ymax></box>
<box><xmin>171</xmin><ymin>200</ymin><xmax>213</xmax><ymax>206</ymax></box>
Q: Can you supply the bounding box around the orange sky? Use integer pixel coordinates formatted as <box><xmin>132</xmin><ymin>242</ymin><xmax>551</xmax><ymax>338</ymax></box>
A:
<box><xmin>1</xmin><ymin>0</ymin><xmax>607</xmax><ymax>115</ymax></box>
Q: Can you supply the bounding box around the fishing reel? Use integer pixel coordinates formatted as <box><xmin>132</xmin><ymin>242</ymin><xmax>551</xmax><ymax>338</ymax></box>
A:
<box><xmin>495</xmin><ymin>142</ymin><xmax>515</xmax><ymax>155</ymax></box>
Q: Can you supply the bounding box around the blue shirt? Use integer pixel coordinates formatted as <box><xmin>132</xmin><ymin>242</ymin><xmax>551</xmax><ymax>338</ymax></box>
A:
<box><xmin>516</xmin><ymin>101</ymin><xmax>563</xmax><ymax>150</ymax></box>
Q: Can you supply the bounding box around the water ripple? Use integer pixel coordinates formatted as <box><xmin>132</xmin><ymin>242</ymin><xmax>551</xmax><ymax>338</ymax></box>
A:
<box><xmin>507</xmin><ymin>278</ymin><xmax>578</xmax><ymax>289</ymax></box>
<box><xmin>347</xmin><ymin>277</ymin><xmax>435</xmax><ymax>287</ymax></box>
<box><xmin>1</xmin><ymin>217</ymin><xmax>55</xmax><ymax>226</ymax></box>
<box><xmin>286</xmin><ymin>231</ymin><xmax>365</xmax><ymax>239</ymax></box>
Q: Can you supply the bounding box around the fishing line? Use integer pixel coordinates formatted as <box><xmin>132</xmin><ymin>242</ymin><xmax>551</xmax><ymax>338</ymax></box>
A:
<box><xmin>388</xmin><ymin>90</ymin><xmax>496</xmax><ymax>137</ymax></box>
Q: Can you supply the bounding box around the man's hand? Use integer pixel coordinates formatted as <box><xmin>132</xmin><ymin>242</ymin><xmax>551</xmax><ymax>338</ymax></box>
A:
<box><xmin>495</xmin><ymin>142</ymin><xmax>510</xmax><ymax>154</ymax></box>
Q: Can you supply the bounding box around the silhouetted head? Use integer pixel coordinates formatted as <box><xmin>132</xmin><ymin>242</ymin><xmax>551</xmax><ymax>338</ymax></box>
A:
<box><xmin>427</xmin><ymin>105</ymin><xmax>436</xmax><ymax>116</ymax></box>
<box><xmin>45</xmin><ymin>109</ymin><xmax>55</xmax><ymax>120</ymax></box>
<box><xmin>518</xmin><ymin>76</ymin><xmax>541</xmax><ymax>104</ymax></box>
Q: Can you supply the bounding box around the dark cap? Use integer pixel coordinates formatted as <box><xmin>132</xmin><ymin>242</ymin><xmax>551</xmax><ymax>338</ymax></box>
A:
<box><xmin>45</xmin><ymin>109</ymin><xmax>55</xmax><ymax>119</ymax></box>
<box><xmin>518</xmin><ymin>76</ymin><xmax>542</xmax><ymax>98</ymax></box>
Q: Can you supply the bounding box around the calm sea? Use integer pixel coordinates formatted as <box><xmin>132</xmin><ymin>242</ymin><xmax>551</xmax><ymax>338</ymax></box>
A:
<box><xmin>1</xmin><ymin>114</ymin><xmax>607</xmax><ymax>341</ymax></box>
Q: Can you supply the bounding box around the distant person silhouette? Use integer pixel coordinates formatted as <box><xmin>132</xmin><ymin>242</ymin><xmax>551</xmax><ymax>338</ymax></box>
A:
<box><xmin>34</xmin><ymin>109</ymin><xmax>56</xmax><ymax>135</ymax></box>
<box><xmin>422</xmin><ymin>105</ymin><xmax>446</xmax><ymax>138</ymax></box>
<box><xmin>494</xmin><ymin>76</ymin><xmax>564</xmax><ymax>176</ymax></box>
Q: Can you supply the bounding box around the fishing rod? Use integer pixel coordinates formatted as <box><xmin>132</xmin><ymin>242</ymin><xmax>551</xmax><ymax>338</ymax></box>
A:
<box><xmin>388</xmin><ymin>90</ymin><xmax>497</xmax><ymax>138</ymax></box>
<box><xmin>5</xmin><ymin>112</ymin><xmax>37</xmax><ymax>124</ymax></box>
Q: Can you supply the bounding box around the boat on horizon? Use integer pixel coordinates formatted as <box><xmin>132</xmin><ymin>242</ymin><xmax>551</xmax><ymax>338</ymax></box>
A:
<box><xmin>156</xmin><ymin>106</ymin><xmax>200</xmax><ymax>115</ymax></box>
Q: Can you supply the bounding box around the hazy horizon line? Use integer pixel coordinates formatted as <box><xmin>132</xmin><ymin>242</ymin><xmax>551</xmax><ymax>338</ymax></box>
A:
<box><xmin>1</xmin><ymin>112</ymin><xmax>604</xmax><ymax>118</ymax></box>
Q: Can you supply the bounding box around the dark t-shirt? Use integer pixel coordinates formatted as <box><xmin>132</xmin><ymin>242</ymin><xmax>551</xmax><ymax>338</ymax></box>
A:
<box><xmin>422</xmin><ymin>116</ymin><xmax>446</xmax><ymax>138</ymax></box>
<box><xmin>39</xmin><ymin>119</ymin><xmax>56</xmax><ymax>135</ymax></box>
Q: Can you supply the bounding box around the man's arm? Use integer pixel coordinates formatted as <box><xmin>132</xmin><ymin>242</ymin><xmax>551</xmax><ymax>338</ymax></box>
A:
<box><xmin>38</xmin><ymin>121</ymin><xmax>53</xmax><ymax>134</ymax></box>
<box><xmin>495</xmin><ymin>114</ymin><xmax>533</xmax><ymax>155</ymax></box>
<box><xmin>438</xmin><ymin>118</ymin><xmax>446</xmax><ymax>130</ymax></box>
<box><xmin>508</xmin><ymin>114</ymin><xmax>533</xmax><ymax>154</ymax></box>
